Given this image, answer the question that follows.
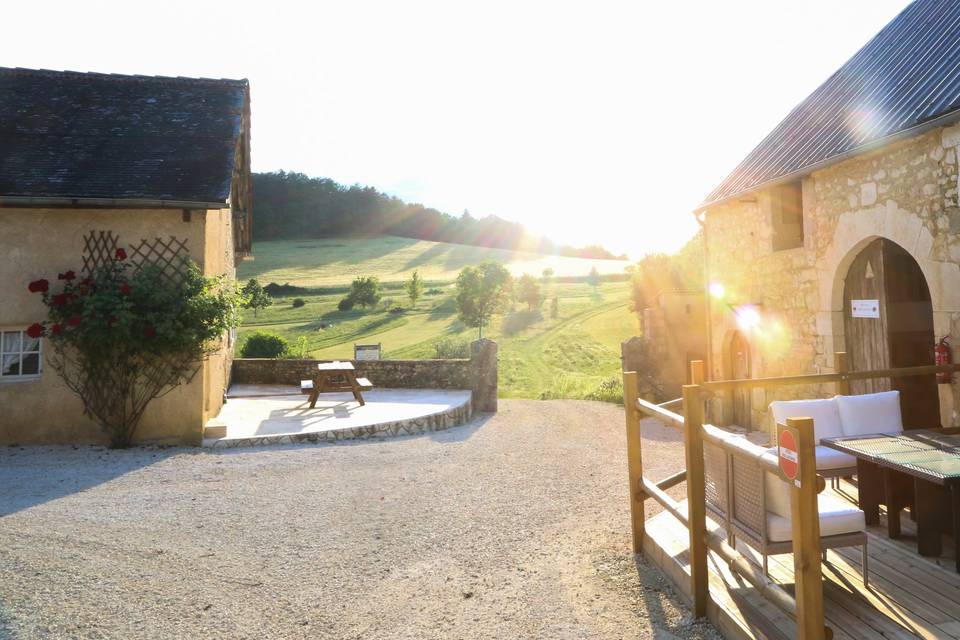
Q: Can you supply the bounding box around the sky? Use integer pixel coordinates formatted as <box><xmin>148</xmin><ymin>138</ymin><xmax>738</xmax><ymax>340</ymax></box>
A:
<box><xmin>1</xmin><ymin>0</ymin><xmax>914</xmax><ymax>259</ymax></box>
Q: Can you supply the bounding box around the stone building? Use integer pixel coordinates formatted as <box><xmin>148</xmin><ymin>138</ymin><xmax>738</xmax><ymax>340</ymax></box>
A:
<box><xmin>0</xmin><ymin>68</ymin><xmax>252</xmax><ymax>445</ymax></box>
<box><xmin>641</xmin><ymin>290</ymin><xmax>706</xmax><ymax>397</ymax></box>
<box><xmin>697</xmin><ymin>0</ymin><xmax>960</xmax><ymax>431</ymax></box>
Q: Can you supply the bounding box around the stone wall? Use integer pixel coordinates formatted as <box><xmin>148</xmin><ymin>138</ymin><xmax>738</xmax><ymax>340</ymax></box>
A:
<box><xmin>231</xmin><ymin>340</ymin><xmax>499</xmax><ymax>412</ymax></box>
<box><xmin>704</xmin><ymin>125</ymin><xmax>960</xmax><ymax>430</ymax></box>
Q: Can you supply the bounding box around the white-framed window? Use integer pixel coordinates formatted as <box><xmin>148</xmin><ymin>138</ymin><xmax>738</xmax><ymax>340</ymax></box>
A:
<box><xmin>1</xmin><ymin>328</ymin><xmax>42</xmax><ymax>380</ymax></box>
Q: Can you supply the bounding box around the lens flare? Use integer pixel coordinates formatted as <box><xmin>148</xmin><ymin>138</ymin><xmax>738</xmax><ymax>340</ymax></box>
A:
<box><xmin>708</xmin><ymin>282</ymin><xmax>725</xmax><ymax>299</ymax></box>
<box><xmin>735</xmin><ymin>305</ymin><xmax>761</xmax><ymax>331</ymax></box>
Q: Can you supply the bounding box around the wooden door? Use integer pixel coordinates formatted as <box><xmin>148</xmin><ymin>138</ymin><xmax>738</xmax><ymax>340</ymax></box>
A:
<box><xmin>730</xmin><ymin>331</ymin><xmax>751</xmax><ymax>428</ymax></box>
<box><xmin>843</xmin><ymin>238</ymin><xmax>940</xmax><ymax>428</ymax></box>
<box><xmin>844</xmin><ymin>239</ymin><xmax>891</xmax><ymax>396</ymax></box>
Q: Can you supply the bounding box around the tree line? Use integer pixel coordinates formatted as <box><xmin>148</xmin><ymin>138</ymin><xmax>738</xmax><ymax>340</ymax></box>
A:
<box><xmin>252</xmin><ymin>171</ymin><xmax>625</xmax><ymax>260</ymax></box>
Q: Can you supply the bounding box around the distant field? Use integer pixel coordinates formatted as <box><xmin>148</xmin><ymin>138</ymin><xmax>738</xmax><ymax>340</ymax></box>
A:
<box><xmin>237</xmin><ymin>237</ymin><xmax>640</xmax><ymax>400</ymax></box>
<box><xmin>238</xmin><ymin>236</ymin><xmax>629</xmax><ymax>287</ymax></box>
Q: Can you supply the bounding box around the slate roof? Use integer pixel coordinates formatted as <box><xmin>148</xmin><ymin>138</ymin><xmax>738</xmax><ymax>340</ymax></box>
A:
<box><xmin>0</xmin><ymin>67</ymin><xmax>249</xmax><ymax>205</ymax></box>
<box><xmin>702</xmin><ymin>0</ymin><xmax>960</xmax><ymax>208</ymax></box>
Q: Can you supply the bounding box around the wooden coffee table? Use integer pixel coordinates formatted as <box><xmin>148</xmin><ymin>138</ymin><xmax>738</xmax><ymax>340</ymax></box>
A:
<box><xmin>823</xmin><ymin>429</ymin><xmax>960</xmax><ymax>570</ymax></box>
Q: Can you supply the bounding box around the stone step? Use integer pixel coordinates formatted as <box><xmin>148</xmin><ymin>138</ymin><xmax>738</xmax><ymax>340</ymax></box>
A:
<box><xmin>204</xmin><ymin>417</ymin><xmax>228</xmax><ymax>440</ymax></box>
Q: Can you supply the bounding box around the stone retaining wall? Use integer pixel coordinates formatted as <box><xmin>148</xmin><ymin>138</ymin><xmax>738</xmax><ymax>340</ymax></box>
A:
<box><xmin>231</xmin><ymin>339</ymin><xmax>499</xmax><ymax>411</ymax></box>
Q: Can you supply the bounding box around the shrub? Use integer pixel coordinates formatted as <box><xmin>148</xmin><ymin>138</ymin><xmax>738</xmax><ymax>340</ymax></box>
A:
<box><xmin>292</xmin><ymin>297</ymin><xmax>306</xmax><ymax>308</ymax></box>
<box><xmin>240</xmin><ymin>331</ymin><xmax>289</xmax><ymax>358</ymax></box>
<box><xmin>434</xmin><ymin>337</ymin><xmax>471</xmax><ymax>359</ymax></box>
<box><xmin>584</xmin><ymin>377</ymin><xmax>624</xmax><ymax>405</ymax></box>
<box><xmin>425</xmin><ymin>288</ymin><xmax>444</xmax><ymax>296</ymax></box>
<box><xmin>337</xmin><ymin>297</ymin><xmax>355</xmax><ymax>311</ymax></box>
<box><xmin>389</xmin><ymin>306</ymin><xmax>405</xmax><ymax>314</ymax></box>
<box><xmin>349</xmin><ymin>276</ymin><xmax>381</xmax><ymax>308</ymax></box>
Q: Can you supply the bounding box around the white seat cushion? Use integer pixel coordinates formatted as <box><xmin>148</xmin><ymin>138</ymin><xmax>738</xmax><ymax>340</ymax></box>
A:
<box><xmin>836</xmin><ymin>391</ymin><xmax>903</xmax><ymax>436</ymax></box>
<box><xmin>766</xmin><ymin>492</ymin><xmax>866</xmax><ymax>542</ymax></box>
<box><xmin>769</xmin><ymin>398</ymin><xmax>845</xmax><ymax>442</ymax></box>
<box><xmin>815</xmin><ymin>446</ymin><xmax>857</xmax><ymax>471</ymax></box>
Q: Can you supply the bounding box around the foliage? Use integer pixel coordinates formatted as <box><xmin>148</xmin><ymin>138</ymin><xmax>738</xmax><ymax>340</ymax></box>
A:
<box><xmin>287</xmin><ymin>335</ymin><xmax>309</xmax><ymax>359</ymax></box>
<box><xmin>381</xmin><ymin>297</ymin><xmax>395</xmax><ymax>312</ymax></box>
<box><xmin>241</xmin><ymin>278</ymin><xmax>272</xmax><ymax>317</ymax></box>
<box><xmin>454</xmin><ymin>261</ymin><xmax>513</xmax><ymax>339</ymax></box>
<box><xmin>349</xmin><ymin>276</ymin><xmax>381</xmax><ymax>309</ymax></box>
<box><xmin>425</xmin><ymin>287</ymin><xmax>444</xmax><ymax>296</ymax></box>
<box><xmin>586</xmin><ymin>266</ymin><xmax>601</xmax><ymax>289</ymax></box>
<box><xmin>541</xmin><ymin>267</ymin><xmax>554</xmax><ymax>281</ymax></box>
<box><xmin>628</xmin><ymin>232</ymin><xmax>704</xmax><ymax>318</ymax></box>
<box><xmin>406</xmin><ymin>269</ymin><xmax>424</xmax><ymax>308</ymax></box>
<box><xmin>263</xmin><ymin>281</ymin><xmax>308</xmax><ymax>297</ymax></box>
<box><xmin>584</xmin><ymin>377</ymin><xmax>624</xmax><ymax>405</ymax></box>
<box><xmin>337</xmin><ymin>297</ymin><xmax>355</xmax><ymax>311</ymax></box>
<box><xmin>30</xmin><ymin>256</ymin><xmax>242</xmax><ymax>448</ymax></box>
<box><xmin>252</xmin><ymin>171</ymin><xmax>624</xmax><ymax>259</ymax></box>
<box><xmin>291</xmin><ymin>297</ymin><xmax>306</xmax><ymax>308</ymax></box>
<box><xmin>240</xmin><ymin>331</ymin><xmax>289</xmax><ymax>358</ymax></box>
<box><xmin>550</xmin><ymin>296</ymin><xmax>559</xmax><ymax>319</ymax></box>
<box><xmin>434</xmin><ymin>337</ymin><xmax>471</xmax><ymax>359</ymax></box>
<box><xmin>516</xmin><ymin>274</ymin><xmax>542</xmax><ymax>311</ymax></box>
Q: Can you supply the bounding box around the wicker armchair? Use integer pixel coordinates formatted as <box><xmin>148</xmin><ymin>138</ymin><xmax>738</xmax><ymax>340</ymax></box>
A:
<box><xmin>703</xmin><ymin>434</ymin><xmax>869</xmax><ymax>585</ymax></box>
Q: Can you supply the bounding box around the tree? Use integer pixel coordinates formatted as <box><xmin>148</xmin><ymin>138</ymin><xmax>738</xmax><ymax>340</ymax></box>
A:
<box><xmin>406</xmin><ymin>269</ymin><xmax>424</xmax><ymax>308</ymax></box>
<box><xmin>517</xmin><ymin>274</ymin><xmax>542</xmax><ymax>311</ymax></box>
<box><xmin>349</xmin><ymin>276</ymin><xmax>381</xmax><ymax>309</ymax></box>
<box><xmin>27</xmin><ymin>253</ymin><xmax>242</xmax><ymax>448</ymax></box>
<box><xmin>541</xmin><ymin>267</ymin><xmax>554</xmax><ymax>281</ymax></box>
<box><xmin>242</xmin><ymin>278</ymin><xmax>272</xmax><ymax>317</ymax></box>
<box><xmin>454</xmin><ymin>261</ymin><xmax>513</xmax><ymax>339</ymax></box>
<box><xmin>586</xmin><ymin>266</ymin><xmax>601</xmax><ymax>289</ymax></box>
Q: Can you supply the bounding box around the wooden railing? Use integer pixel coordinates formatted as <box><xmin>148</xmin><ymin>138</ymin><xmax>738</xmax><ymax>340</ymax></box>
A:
<box><xmin>623</xmin><ymin>352</ymin><xmax>960</xmax><ymax>640</ymax></box>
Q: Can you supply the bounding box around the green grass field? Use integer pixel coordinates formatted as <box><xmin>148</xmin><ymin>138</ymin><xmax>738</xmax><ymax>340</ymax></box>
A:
<box><xmin>237</xmin><ymin>237</ymin><xmax>639</xmax><ymax>400</ymax></box>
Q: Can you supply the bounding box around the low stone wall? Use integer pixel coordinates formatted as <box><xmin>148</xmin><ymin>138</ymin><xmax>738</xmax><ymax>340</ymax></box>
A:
<box><xmin>232</xmin><ymin>358</ymin><xmax>472</xmax><ymax>390</ymax></box>
<box><xmin>231</xmin><ymin>339</ymin><xmax>499</xmax><ymax>411</ymax></box>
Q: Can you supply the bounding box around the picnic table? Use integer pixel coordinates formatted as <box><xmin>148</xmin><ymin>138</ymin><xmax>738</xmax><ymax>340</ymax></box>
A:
<box><xmin>823</xmin><ymin>428</ymin><xmax>960</xmax><ymax>570</ymax></box>
<box><xmin>300</xmin><ymin>361</ymin><xmax>373</xmax><ymax>408</ymax></box>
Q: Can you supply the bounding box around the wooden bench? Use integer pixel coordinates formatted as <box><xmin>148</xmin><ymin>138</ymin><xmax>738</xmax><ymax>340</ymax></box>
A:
<box><xmin>302</xmin><ymin>362</ymin><xmax>374</xmax><ymax>407</ymax></box>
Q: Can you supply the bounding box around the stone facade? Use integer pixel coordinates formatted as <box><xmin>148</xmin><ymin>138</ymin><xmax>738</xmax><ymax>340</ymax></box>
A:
<box><xmin>704</xmin><ymin>126</ymin><xmax>960</xmax><ymax>431</ymax></box>
<box><xmin>231</xmin><ymin>339</ymin><xmax>499</xmax><ymax>411</ymax></box>
<box><xmin>641</xmin><ymin>290</ymin><xmax>707</xmax><ymax>397</ymax></box>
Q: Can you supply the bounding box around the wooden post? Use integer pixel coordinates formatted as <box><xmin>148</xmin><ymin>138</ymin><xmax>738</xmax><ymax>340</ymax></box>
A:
<box><xmin>690</xmin><ymin>360</ymin><xmax>705</xmax><ymax>385</ymax></box>
<box><xmin>786</xmin><ymin>416</ymin><xmax>827</xmax><ymax>640</ymax></box>
<box><xmin>835</xmin><ymin>352</ymin><xmax>850</xmax><ymax>396</ymax></box>
<box><xmin>623</xmin><ymin>371</ymin><xmax>645</xmax><ymax>554</ymax></box>
<box><xmin>683</xmin><ymin>382</ymin><xmax>709</xmax><ymax>617</ymax></box>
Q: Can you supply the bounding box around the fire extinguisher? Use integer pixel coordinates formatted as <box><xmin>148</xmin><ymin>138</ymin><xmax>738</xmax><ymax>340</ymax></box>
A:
<box><xmin>935</xmin><ymin>336</ymin><xmax>952</xmax><ymax>384</ymax></box>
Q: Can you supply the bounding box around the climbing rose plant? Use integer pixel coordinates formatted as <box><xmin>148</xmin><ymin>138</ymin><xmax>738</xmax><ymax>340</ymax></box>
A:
<box><xmin>28</xmin><ymin>249</ymin><xmax>244</xmax><ymax>448</ymax></box>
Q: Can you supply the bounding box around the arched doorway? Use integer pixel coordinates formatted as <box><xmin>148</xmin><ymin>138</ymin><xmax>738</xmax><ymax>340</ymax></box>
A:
<box><xmin>728</xmin><ymin>331</ymin><xmax>751</xmax><ymax>428</ymax></box>
<box><xmin>842</xmin><ymin>238</ymin><xmax>940</xmax><ymax>428</ymax></box>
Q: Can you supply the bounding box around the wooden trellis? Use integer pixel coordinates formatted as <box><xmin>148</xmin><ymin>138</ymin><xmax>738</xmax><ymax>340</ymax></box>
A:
<box><xmin>81</xmin><ymin>230</ymin><xmax>119</xmax><ymax>275</ymax></box>
<box><xmin>128</xmin><ymin>236</ymin><xmax>191</xmax><ymax>285</ymax></box>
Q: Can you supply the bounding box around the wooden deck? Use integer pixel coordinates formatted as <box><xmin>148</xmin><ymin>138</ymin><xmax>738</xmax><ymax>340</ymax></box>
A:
<box><xmin>644</xmin><ymin>480</ymin><xmax>960</xmax><ymax>640</ymax></box>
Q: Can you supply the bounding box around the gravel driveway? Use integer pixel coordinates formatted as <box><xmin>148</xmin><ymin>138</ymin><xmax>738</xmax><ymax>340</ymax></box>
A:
<box><xmin>0</xmin><ymin>399</ymin><xmax>719</xmax><ymax>640</ymax></box>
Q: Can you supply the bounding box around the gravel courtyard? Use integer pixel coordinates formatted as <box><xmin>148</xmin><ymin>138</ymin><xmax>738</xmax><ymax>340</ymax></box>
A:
<box><xmin>0</xmin><ymin>400</ymin><xmax>718</xmax><ymax>640</ymax></box>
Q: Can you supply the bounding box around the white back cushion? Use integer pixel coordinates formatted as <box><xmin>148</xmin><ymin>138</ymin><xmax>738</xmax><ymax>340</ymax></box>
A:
<box><xmin>836</xmin><ymin>391</ymin><xmax>903</xmax><ymax>436</ymax></box>
<box><xmin>769</xmin><ymin>398</ymin><xmax>844</xmax><ymax>442</ymax></box>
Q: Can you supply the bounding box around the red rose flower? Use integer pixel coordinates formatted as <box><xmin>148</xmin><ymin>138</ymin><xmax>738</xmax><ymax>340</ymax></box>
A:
<box><xmin>51</xmin><ymin>323</ymin><xmax>63</xmax><ymax>334</ymax></box>
<box><xmin>67</xmin><ymin>316</ymin><xmax>82</xmax><ymax>327</ymax></box>
<box><xmin>143</xmin><ymin>326</ymin><xmax>157</xmax><ymax>338</ymax></box>
<box><xmin>115</xmin><ymin>248</ymin><xmax>127</xmax><ymax>261</ymax></box>
<box><xmin>58</xmin><ymin>271</ymin><xmax>76</xmax><ymax>281</ymax></box>
<box><xmin>51</xmin><ymin>293</ymin><xmax>67</xmax><ymax>306</ymax></box>
<box><xmin>119</xmin><ymin>283</ymin><xmax>131</xmax><ymax>295</ymax></box>
<box><xmin>28</xmin><ymin>279</ymin><xmax>49</xmax><ymax>293</ymax></box>
<box><xmin>25</xmin><ymin>323</ymin><xmax>44</xmax><ymax>339</ymax></box>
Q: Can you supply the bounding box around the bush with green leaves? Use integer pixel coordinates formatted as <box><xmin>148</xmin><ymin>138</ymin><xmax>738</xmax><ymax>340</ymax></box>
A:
<box><xmin>349</xmin><ymin>276</ymin><xmax>381</xmax><ymax>308</ymax></box>
<box><xmin>292</xmin><ymin>297</ymin><xmax>306</xmax><ymax>308</ymax></box>
<box><xmin>241</xmin><ymin>278</ymin><xmax>272</xmax><ymax>317</ymax></box>
<box><xmin>434</xmin><ymin>337</ymin><xmax>471</xmax><ymax>359</ymax></box>
<box><xmin>240</xmin><ymin>331</ymin><xmax>289</xmax><ymax>358</ymax></box>
<box><xmin>454</xmin><ymin>262</ymin><xmax>513</xmax><ymax>339</ymax></box>
<box><xmin>337</xmin><ymin>297</ymin><xmax>355</xmax><ymax>311</ymax></box>
<box><xmin>27</xmin><ymin>251</ymin><xmax>242</xmax><ymax>448</ymax></box>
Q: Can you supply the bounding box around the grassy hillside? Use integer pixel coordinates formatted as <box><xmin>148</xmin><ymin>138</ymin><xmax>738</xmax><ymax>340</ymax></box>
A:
<box><xmin>238</xmin><ymin>236</ymin><xmax>629</xmax><ymax>287</ymax></box>
<box><xmin>237</xmin><ymin>237</ymin><xmax>640</xmax><ymax>400</ymax></box>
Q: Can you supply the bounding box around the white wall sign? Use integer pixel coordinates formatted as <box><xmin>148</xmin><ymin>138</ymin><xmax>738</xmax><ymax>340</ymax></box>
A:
<box><xmin>851</xmin><ymin>299</ymin><xmax>880</xmax><ymax>318</ymax></box>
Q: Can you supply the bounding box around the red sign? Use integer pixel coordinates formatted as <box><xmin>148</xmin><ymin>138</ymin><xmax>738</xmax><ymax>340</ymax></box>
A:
<box><xmin>779</xmin><ymin>428</ymin><xmax>799</xmax><ymax>481</ymax></box>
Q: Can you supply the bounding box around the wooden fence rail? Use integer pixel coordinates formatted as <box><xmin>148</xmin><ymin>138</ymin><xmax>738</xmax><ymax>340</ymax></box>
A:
<box><xmin>624</xmin><ymin>352</ymin><xmax>960</xmax><ymax>639</ymax></box>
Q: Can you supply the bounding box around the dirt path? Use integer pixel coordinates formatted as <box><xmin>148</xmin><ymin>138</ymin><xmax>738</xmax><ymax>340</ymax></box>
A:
<box><xmin>0</xmin><ymin>400</ymin><xmax>718</xmax><ymax>639</ymax></box>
